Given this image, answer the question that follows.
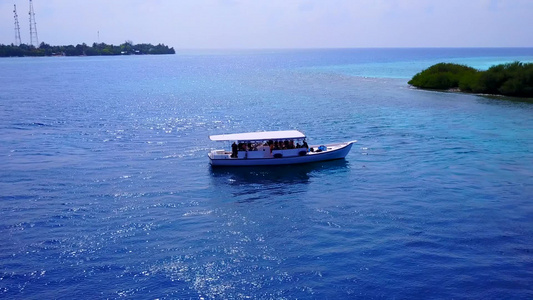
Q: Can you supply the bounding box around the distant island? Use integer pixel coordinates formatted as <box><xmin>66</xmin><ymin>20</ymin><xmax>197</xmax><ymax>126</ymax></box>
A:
<box><xmin>0</xmin><ymin>41</ymin><xmax>175</xmax><ymax>57</ymax></box>
<box><xmin>408</xmin><ymin>62</ymin><xmax>533</xmax><ymax>98</ymax></box>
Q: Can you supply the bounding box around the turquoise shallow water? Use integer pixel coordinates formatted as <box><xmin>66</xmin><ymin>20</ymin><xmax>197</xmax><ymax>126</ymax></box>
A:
<box><xmin>1</xmin><ymin>48</ymin><xmax>532</xmax><ymax>299</ymax></box>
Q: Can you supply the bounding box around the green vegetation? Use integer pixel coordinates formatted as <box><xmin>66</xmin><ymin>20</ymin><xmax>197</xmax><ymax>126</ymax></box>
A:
<box><xmin>409</xmin><ymin>62</ymin><xmax>533</xmax><ymax>98</ymax></box>
<box><xmin>0</xmin><ymin>41</ymin><xmax>175</xmax><ymax>57</ymax></box>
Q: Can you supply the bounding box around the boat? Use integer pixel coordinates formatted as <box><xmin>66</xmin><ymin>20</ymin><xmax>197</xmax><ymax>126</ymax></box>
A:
<box><xmin>208</xmin><ymin>130</ymin><xmax>356</xmax><ymax>166</ymax></box>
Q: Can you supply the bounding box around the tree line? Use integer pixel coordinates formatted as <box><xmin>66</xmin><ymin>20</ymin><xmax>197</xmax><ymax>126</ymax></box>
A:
<box><xmin>409</xmin><ymin>62</ymin><xmax>533</xmax><ymax>98</ymax></box>
<box><xmin>0</xmin><ymin>41</ymin><xmax>175</xmax><ymax>57</ymax></box>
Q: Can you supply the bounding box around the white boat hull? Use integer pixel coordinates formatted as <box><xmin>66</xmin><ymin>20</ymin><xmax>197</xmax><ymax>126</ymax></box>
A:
<box><xmin>209</xmin><ymin>141</ymin><xmax>355</xmax><ymax>166</ymax></box>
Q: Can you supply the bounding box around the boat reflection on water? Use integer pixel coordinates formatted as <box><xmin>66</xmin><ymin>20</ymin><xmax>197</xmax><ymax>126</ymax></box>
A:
<box><xmin>209</xmin><ymin>160</ymin><xmax>350</xmax><ymax>202</ymax></box>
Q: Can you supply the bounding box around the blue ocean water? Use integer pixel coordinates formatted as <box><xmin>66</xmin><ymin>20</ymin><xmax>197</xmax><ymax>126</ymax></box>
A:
<box><xmin>1</xmin><ymin>48</ymin><xmax>532</xmax><ymax>299</ymax></box>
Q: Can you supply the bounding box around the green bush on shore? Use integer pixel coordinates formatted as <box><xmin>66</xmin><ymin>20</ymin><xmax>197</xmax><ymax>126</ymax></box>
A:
<box><xmin>409</xmin><ymin>62</ymin><xmax>533</xmax><ymax>98</ymax></box>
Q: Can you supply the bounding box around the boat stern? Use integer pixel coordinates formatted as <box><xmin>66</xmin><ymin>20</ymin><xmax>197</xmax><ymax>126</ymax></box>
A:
<box><xmin>209</xmin><ymin>149</ymin><xmax>231</xmax><ymax>161</ymax></box>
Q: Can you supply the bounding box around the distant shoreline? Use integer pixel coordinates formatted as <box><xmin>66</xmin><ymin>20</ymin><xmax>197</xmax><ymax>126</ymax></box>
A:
<box><xmin>0</xmin><ymin>42</ymin><xmax>175</xmax><ymax>57</ymax></box>
<box><xmin>410</xmin><ymin>86</ymin><xmax>533</xmax><ymax>102</ymax></box>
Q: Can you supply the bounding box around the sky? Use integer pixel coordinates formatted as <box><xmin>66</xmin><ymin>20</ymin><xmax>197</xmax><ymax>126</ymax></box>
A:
<box><xmin>2</xmin><ymin>0</ymin><xmax>532</xmax><ymax>48</ymax></box>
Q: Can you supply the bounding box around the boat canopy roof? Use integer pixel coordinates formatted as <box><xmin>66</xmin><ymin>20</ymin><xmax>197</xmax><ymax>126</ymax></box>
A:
<box><xmin>209</xmin><ymin>130</ymin><xmax>305</xmax><ymax>142</ymax></box>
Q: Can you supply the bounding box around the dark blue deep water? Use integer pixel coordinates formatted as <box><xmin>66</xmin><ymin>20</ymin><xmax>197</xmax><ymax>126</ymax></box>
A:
<box><xmin>1</xmin><ymin>48</ymin><xmax>533</xmax><ymax>299</ymax></box>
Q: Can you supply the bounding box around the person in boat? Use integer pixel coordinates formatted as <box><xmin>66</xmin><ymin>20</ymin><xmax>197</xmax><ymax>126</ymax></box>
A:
<box><xmin>302</xmin><ymin>140</ymin><xmax>309</xmax><ymax>150</ymax></box>
<box><xmin>231</xmin><ymin>142</ymin><xmax>238</xmax><ymax>158</ymax></box>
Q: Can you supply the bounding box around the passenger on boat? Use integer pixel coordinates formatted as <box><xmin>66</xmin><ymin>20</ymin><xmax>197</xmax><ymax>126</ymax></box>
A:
<box><xmin>303</xmin><ymin>140</ymin><xmax>309</xmax><ymax>150</ymax></box>
<box><xmin>231</xmin><ymin>142</ymin><xmax>238</xmax><ymax>158</ymax></box>
<box><xmin>289</xmin><ymin>140</ymin><xmax>295</xmax><ymax>149</ymax></box>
